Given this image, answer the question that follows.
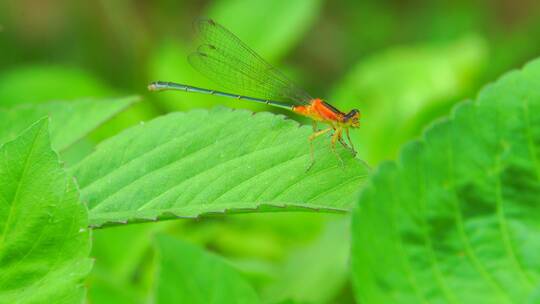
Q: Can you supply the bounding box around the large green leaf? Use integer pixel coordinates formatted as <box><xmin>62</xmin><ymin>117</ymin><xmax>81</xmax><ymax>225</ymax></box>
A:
<box><xmin>0</xmin><ymin>119</ymin><xmax>92</xmax><ymax>303</ymax></box>
<box><xmin>0</xmin><ymin>97</ymin><xmax>138</xmax><ymax>151</ymax></box>
<box><xmin>72</xmin><ymin>108</ymin><xmax>369</xmax><ymax>227</ymax></box>
<box><xmin>154</xmin><ymin>234</ymin><xmax>260</xmax><ymax>304</ymax></box>
<box><xmin>351</xmin><ymin>59</ymin><xmax>540</xmax><ymax>302</ymax></box>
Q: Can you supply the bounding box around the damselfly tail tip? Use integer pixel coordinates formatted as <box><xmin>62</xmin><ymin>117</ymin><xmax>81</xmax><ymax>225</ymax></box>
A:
<box><xmin>148</xmin><ymin>82</ymin><xmax>160</xmax><ymax>91</ymax></box>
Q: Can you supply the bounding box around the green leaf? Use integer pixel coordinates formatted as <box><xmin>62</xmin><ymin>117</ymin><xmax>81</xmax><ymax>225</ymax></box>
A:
<box><xmin>351</xmin><ymin>58</ymin><xmax>540</xmax><ymax>303</ymax></box>
<box><xmin>0</xmin><ymin>65</ymin><xmax>116</xmax><ymax>106</ymax></box>
<box><xmin>86</xmin><ymin>280</ymin><xmax>140</xmax><ymax>304</ymax></box>
<box><xmin>332</xmin><ymin>34</ymin><xmax>488</xmax><ymax>164</ymax></box>
<box><xmin>0</xmin><ymin>96</ymin><xmax>138</xmax><ymax>152</ymax></box>
<box><xmin>154</xmin><ymin>234</ymin><xmax>260</xmax><ymax>304</ymax></box>
<box><xmin>91</xmin><ymin>222</ymin><xmax>167</xmax><ymax>279</ymax></box>
<box><xmin>0</xmin><ymin>119</ymin><xmax>92</xmax><ymax>303</ymax></box>
<box><xmin>72</xmin><ymin>108</ymin><xmax>369</xmax><ymax>228</ymax></box>
<box><xmin>262</xmin><ymin>218</ymin><xmax>350</xmax><ymax>304</ymax></box>
<box><xmin>87</xmin><ymin>222</ymin><xmax>171</xmax><ymax>304</ymax></box>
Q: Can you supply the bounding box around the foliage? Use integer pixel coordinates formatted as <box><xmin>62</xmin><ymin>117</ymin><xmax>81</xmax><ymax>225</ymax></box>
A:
<box><xmin>0</xmin><ymin>97</ymin><xmax>138</xmax><ymax>151</ymax></box>
<box><xmin>0</xmin><ymin>120</ymin><xmax>92</xmax><ymax>303</ymax></box>
<box><xmin>154</xmin><ymin>234</ymin><xmax>260</xmax><ymax>304</ymax></box>
<box><xmin>2</xmin><ymin>1</ymin><xmax>540</xmax><ymax>303</ymax></box>
<box><xmin>351</xmin><ymin>58</ymin><xmax>540</xmax><ymax>303</ymax></box>
<box><xmin>261</xmin><ymin>219</ymin><xmax>350</xmax><ymax>304</ymax></box>
<box><xmin>0</xmin><ymin>66</ymin><xmax>116</xmax><ymax>105</ymax></box>
<box><xmin>72</xmin><ymin>107</ymin><xmax>369</xmax><ymax>228</ymax></box>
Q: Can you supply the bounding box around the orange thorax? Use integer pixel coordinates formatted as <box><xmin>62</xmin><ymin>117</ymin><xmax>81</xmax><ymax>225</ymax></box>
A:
<box><xmin>293</xmin><ymin>98</ymin><xmax>344</xmax><ymax>124</ymax></box>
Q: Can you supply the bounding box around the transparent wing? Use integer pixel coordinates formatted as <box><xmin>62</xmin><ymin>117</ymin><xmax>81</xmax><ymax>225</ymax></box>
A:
<box><xmin>188</xmin><ymin>19</ymin><xmax>313</xmax><ymax>105</ymax></box>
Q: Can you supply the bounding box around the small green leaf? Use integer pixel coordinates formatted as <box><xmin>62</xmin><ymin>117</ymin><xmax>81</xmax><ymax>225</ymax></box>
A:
<box><xmin>0</xmin><ymin>119</ymin><xmax>92</xmax><ymax>303</ymax></box>
<box><xmin>0</xmin><ymin>65</ymin><xmax>116</xmax><ymax>106</ymax></box>
<box><xmin>154</xmin><ymin>234</ymin><xmax>260</xmax><ymax>304</ymax></box>
<box><xmin>72</xmin><ymin>108</ymin><xmax>369</xmax><ymax>227</ymax></box>
<box><xmin>262</xmin><ymin>219</ymin><xmax>350</xmax><ymax>304</ymax></box>
<box><xmin>351</xmin><ymin>58</ymin><xmax>540</xmax><ymax>302</ymax></box>
<box><xmin>87</xmin><ymin>222</ymin><xmax>170</xmax><ymax>304</ymax></box>
<box><xmin>0</xmin><ymin>96</ymin><xmax>138</xmax><ymax>151</ymax></box>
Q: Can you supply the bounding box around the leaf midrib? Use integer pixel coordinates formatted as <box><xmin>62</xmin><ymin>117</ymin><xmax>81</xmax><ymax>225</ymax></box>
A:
<box><xmin>0</xmin><ymin>122</ymin><xmax>42</xmax><ymax>250</ymax></box>
<box><xmin>448</xmin><ymin>104</ymin><xmax>513</xmax><ymax>303</ymax></box>
<box><xmin>493</xmin><ymin>95</ymin><xmax>536</xmax><ymax>289</ymax></box>
<box><xmin>417</xmin><ymin>150</ymin><xmax>457</xmax><ymax>304</ymax></box>
<box><xmin>390</xmin><ymin>172</ymin><xmax>429</xmax><ymax>304</ymax></box>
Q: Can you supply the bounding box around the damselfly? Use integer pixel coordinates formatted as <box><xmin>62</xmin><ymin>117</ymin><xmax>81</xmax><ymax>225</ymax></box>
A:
<box><xmin>149</xmin><ymin>19</ymin><xmax>361</xmax><ymax>165</ymax></box>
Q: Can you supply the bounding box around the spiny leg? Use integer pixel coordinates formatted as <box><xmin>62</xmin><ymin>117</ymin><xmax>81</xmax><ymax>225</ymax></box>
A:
<box><xmin>338</xmin><ymin>137</ymin><xmax>354</xmax><ymax>155</ymax></box>
<box><xmin>344</xmin><ymin>128</ymin><xmax>371</xmax><ymax>169</ymax></box>
<box><xmin>307</xmin><ymin>127</ymin><xmax>332</xmax><ymax>170</ymax></box>
<box><xmin>312</xmin><ymin>121</ymin><xmax>318</xmax><ymax>132</ymax></box>
<box><xmin>337</xmin><ymin>132</ymin><xmax>352</xmax><ymax>151</ymax></box>
<box><xmin>345</xmin><ymin>128</ymin><xmax>357</xmax><ymax>156</ymax></box>
<box><xmin>338</xmin><ymin>137</ymin><xmax>349</xmax><ymax>149</ymax></box>
<box><xmin>337</xmin><ymin>128</ymin><xmax>354</xmax><ymax>153</ymax></box>
<box><xmin>331</xmin><ymin>128</ymin><xmax>344</xmax><ymax>167</ymax></box>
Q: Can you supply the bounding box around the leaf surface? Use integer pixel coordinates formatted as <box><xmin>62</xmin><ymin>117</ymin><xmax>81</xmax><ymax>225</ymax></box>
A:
<box><xmin>262</xmin><ymin>218</ymin><xmax>350</xmax><ymax>304</ymax></box>
<box><xmin>0</xmin><ymin>119</ymin><xmax>92</xmax><ymax>303</ymax></box>
<box><xmin>72</xmin><ymin>108</ymin><xmax>369</xmax><ymax>227</ymax></box>
<box><xmin>0</xmin><ymin>97</ymin><xmax>138</xmax><ymax>151</ymax></box>
<box><xmin>0</xmin><ymin>65</ymin><xmax>115</xmax><ymax>106</ymax></box>
<box><xmin>154</xmin><ymin>235</ymin><xmax>260</xmax><ymax>304</ymax></box>
<box><xmin>351</xmin><ymin>59</ymin><xmax>540</xmax><ymax>303</ymax></box>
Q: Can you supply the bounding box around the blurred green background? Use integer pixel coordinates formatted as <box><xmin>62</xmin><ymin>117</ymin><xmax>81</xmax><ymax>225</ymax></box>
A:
<box><xmin>2</xmin><ymin>0</ymin><xmax>540</xmax><ymax>303</ymax></box>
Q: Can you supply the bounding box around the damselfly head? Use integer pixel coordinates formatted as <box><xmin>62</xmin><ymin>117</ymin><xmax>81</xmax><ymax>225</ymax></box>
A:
<box><xmin>344</xmin><ymin>109</ymin><xmax>361</xmax><ymax>127</ymax></box>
